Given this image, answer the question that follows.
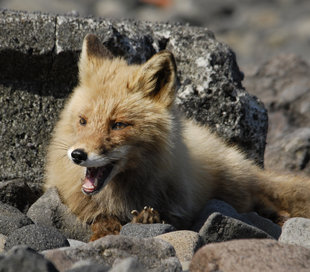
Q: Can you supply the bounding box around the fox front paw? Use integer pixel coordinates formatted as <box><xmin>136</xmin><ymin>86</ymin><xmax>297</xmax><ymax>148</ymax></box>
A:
<box><xmin>90</xmin><ymin>215</ymin><xmax>122</xmax><ymax>241</ymax></box>
<box><xmin>131</xmin><ymin>206</ymin><xmax>163</xmax><ymax>224</ymax></box>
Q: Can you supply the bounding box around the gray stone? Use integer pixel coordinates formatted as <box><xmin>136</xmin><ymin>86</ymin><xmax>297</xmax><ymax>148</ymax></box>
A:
<box><xmin>27</xmin><ymin>187</ymin><xmax>92</xmax><ymax>242</ymax></box>
<box><xmin>242</xmin><ymin>211</ymin><xmax>281</xmax><ymax>239</ymax></box>
<box><xmin>0</xmin><ymin>179</ymin><xmax>39</xmax><ymax>213</ymax></box>
<box><xmin>0</xmin><ymin>11</ymin><xmax>55</xmax><ymax>55</ymax></box>
<box><xmin>0</xmin><ymin>10</ymin><xmax>267</xmax><ymax>187</ymax></box>
<box><xmin>120</xmin><ymin>223</ymin><xmax>176</xmax><ymax>238</ymax></box>
<box><xmin>191</xmin><ymin>199</ymin><xmax>252</xmax><ymax>231</ymax></box>
<box><xmin>3</xmin><ymin>0</ymin><xmax>310</xmax><ymax>67</ymax></box>
<box><xmin>279</xmin><ymin>217</ymin><xmax>310</xmax><ymax>249</ymax></box>
<box><xmin>0</xmin><ymin>246</ymin><xmax>58</xmax><ymax>272</ymax></box>
<box><xmin>41</xmin><ymin>247</ymin><xmax>75</xmax><ymax>272</ymax></box>
<box><xmin>156</xmin><ymin>230</ymin><xmax>203</xmax><ymax>269</ymax></box>
<box><xmin>66</xmin><ymin>260</ymin><xmax>110</xmax><ymax>272</ymax></box>
<box><xmin>190</xmin><ymin>239</ymin><xmax>310</xmax><ymax>272</ymax></box>
<box><xmin>164</xmin><ymin>26</ymin><xmax>267</xmax><ymax>166</ymax></box>
<box><xmin>67</xmin><ymin>239</ymin><xmax>86</xmax><ymax>248</ymax></box>
<box><xmin>0</xmin><ymin>215</ymin><xmax>33</xmax><ymax>236</ymax></box>
<box><xmin>4</xmin><ymin>224</ymin><xmax>69</xmax><ymax>251</ymax></box>
<box><xmin>199</xmin><ymin>212</ymin><xmax>272</xmax><ymax>244</ymax></box>
<box><xmin>0</xmin><ymin>202</ymin><xmax>33</xmax><ymax>236</ymax></box>
<box><xmin>110</xmin><ymin>257</ymin><xmax>144</xmax><ymax>272</ymax></box>
<box><xmin>192</xmin><ymin>199</ymin><xmax>281</xmax><ymax>239</ymax></box>
<box><xmin>244</xmin><ymin>54</ymin><xmax>310</xmax><ymax>174</ymax></box>
<box><xmin>264</xmin><ymin>128</ymin><xmax>310</xmax><ymax>175</ymax></box>
<box><xmin>43</xmin><ymin>235</ymin><xmax>182</xmax><ymax>272</ymax></box>
<box><xmin>0</xmin><ymin>201</ymin><xmax>28</xmax><ymax>216</ymax></box>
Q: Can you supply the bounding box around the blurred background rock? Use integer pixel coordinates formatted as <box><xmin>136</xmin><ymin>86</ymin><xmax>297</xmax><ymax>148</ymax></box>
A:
<box><xmin>1</xmin><ymin>0</ymin><xmax>309</xmax><ymax>71</ymax></box>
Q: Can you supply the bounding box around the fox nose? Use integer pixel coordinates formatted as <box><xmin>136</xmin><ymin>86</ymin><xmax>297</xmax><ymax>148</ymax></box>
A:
<box><xmin>71</xmin><ymin>149</ymin><xmax>88</xmax><ymax>164</ymax></box>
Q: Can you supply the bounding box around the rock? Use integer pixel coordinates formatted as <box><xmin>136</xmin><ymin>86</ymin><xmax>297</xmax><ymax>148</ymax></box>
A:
<box><xmin>0</xmin><ymin>179</ymin><xmax>39</xmax><ymax>213</ymax></box>
<box><xmin>0</xmin><ymin>10</ymin><xmax>59</xmax><ymax>185</ymax></box>
<box><xmin>67</xmin><ymin>239</ymin><xmax>86</xmax><ymax>248</ymax></box>
<box><xmin>4</xmin><ymin>224</ymin><xmax>69</xmax><ymax>251</ymax></box>
<box><xmin>0</xmin><ymin>202</ymin><xmax>33</xmax><ymax>236</ymax></box>
<box><xmin>43</xmin><ymin>235</ymin><xmax>182</xmax><ymax>272</ymax></box>
<box><xmin>244</xmin><ymin>54</ymin><xmax>310</xmax><ymax>174</ymax></box>
<box><xmin>192</xmin><ymin>199</ymin><xmax>251</xmax><ymax>231</ymax></box>
<box><xmin>110</xmin><ymin>257</ymin><xmax>144</xmax><ymax>272</ymax></box>
<box><xmin>0</xmin><ymin>234</ymin><xmax>6</xmax><ymax>253</ymax></box>
<box><xmin>198</xmin><ymin>212</ymin><xmax>272</xmax><ymax>244</ymax></box>
<box><xmin>0</xmin><ymin>10</ymin><xmax>267</xmax><ymax>188</ymax></box>
<box><xmin>66</xmin><ymin>260</ymin><xmax>110</xmax><ymax>272</ymax></box>
<box><xmin>263</xmin><ymin>128</ymin><xmax>310</xmax><ymax>175</ymax></box>
<box><xmin>0</xmin><ymin>246</ymin><xmax>58</xmax><ymax>272</ymax></box>
<box><xmin>27</xmin><ymin>187</ymin><xmax>92</xmax><ymax>242</ymax></box>
<box><xmin>120</xmin><ymin>223</ymin><xmax>175</xmax><ymax>238</ymax></box>
<box><xmin>0</xmin><ymin>201</ymin><xmax>29</xmax><ymax>216</ymax></box>
<box><xmin>279</xmin><ymin>217</ymin><xmax>310</xmax><ymax>249</ymax></box>
<box><xmin>41</xmin><ymin>247</ymin><xmax>76</xmax><ymax>272</ymax></box>
<box><xmin>156</xmin><ymin>230</ymin><xmax>203</xmax><ymax>269</ymax></box>
<box><xmin>3</xmin><ymin>0</ymin><xmax>310</xmax><ymax>68</ymax></box>
<box><xmin>190</xmin><ymin>239</ymin><xmax>310</xmax><ymax>272</ymax></box>
<box><xmin>161</xmin><ymin>25</ymin><xmax>267</xmax><ymax>166</ymax></box>
<box><xmin>242</xmin><ymin>211</ymin><xmax>281</xmax><ymax>239</ymax></box>
<box><xmin>192</xmin><ymin>199</ymin><xmax>281</xmax><ymax>239</ymax></box>
<box><xmin>0</xmin><ymin>215</ymin><xmax>33</xmax><ymax>237</ymax></box>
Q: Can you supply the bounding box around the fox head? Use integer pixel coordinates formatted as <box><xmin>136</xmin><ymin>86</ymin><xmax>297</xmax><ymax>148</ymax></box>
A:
<box><xmin>61</xmin><ymin>34</ymin><xmax>178</xmax><ymax>195</ymax></box>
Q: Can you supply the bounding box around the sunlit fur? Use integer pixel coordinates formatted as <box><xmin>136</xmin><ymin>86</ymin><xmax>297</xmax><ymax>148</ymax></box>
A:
<box><xmin>45</xmin><ymin>34</ymin><xmax>310</xmax><ymax>229</ymax></box>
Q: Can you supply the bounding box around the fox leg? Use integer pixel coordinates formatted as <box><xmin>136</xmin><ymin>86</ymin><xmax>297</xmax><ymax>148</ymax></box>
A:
<box><xmin>131</xmin><ymin>206</ymin><xmax>163</xmax><ymax>224</ymax></box>
<box><xmin>90</xmin><ymin>214</ymin><xmax>122</xmax><ymax>241</ymax></box>
<box><xmin>90</xmin><ymin>207</ymin><xmax>163</xmax><ymax>241</ymax></box>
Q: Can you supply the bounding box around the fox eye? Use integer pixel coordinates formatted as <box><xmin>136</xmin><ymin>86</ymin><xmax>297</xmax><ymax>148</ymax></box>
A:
<box><xmin>112</xmin><ymin>122</ymin><xmax>128</xmax><ymax>130</ymax></box>
<box><xmin>79</xmin><ymin>116</ymin><xmax>87</xmax><ymax>126</ymax></box>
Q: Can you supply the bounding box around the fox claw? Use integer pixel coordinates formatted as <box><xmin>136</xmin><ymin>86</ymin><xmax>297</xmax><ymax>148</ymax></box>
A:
<box><xmin>131</xmin><ymin>206</ymin><xmax>162</xmax><ymax>224</ymax></box>
<box><xmin>131</xmin><ymin>210</ymin><xmax>139</xmax><ymax>216</ymax></box>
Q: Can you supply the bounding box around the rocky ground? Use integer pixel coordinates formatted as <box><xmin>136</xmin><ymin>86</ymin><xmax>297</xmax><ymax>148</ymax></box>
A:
<box><xmin>0</xmin><ymin>4</ymin><xmax>309</xmax><ymax>272</ymax></box>
<box><xmin>1</xmin><ymin>187</ymin><xmax>310</xmax><ymax>271</ymax></box>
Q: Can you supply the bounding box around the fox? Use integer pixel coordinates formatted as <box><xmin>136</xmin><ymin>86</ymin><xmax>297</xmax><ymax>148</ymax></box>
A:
<box><xmin>45</xmin><ymin>34</ymin><xmax>310</xmax><ymax>239</ymax></box>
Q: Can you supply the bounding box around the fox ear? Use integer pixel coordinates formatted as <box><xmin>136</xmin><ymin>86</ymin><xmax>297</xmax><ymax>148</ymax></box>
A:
<box><xmin>81</xmin><ymin>34</ymin><xmax>113</xmax><ymax>60</ymax></box>
<box><xmin>78</xmin><ymin>34</ymin><xmax>113</xmax><ymax>82</ymax></box>
<box><xmin>136</xmin><ymin>51</ymin><xmax>177</xmax><ymax>107</ymax></box>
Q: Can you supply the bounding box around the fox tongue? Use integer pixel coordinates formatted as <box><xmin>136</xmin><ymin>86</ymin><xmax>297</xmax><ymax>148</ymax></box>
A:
<box><xmin>81</xmin><ymin>165</ymin><xmax>114</xmax><ymax>195</ymax></box>
<box><xmin>82</xmin><ymin>168</ymin><xmax>98</xmax><ymax>193</ymax></box>
<box><xmin>82</xmin><ymin>177</ymin><xmax>96</xmax><ymax>192</ymax></box>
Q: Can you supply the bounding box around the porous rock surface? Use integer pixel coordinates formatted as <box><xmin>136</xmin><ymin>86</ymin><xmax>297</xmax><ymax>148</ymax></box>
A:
<box><xmin>0</xmin><ymin>9</ymin><xmax>267</xmax><ymax>189</ymax></box>
<box><xmin>279</xmin><ymin>217</ymin><xmax>310</xmax><ymax>250</ymax></box>
<box><xmin>27</xmin><ymin>187</ymin><xmax>92</xmax><ymax>242</ymax></box>
<box><xmin>4</xmin><ymin>224</ymin><xmax>69</xmax><ymax>252</ymax></box>
<box><xmin>0</xmin><ymin>202</ymin><xmax>33</xmax><ymax>236</ymax></box>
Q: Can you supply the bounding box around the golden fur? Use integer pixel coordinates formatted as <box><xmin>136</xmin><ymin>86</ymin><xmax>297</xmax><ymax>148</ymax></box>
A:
<box><xmin>45</xmin><ymin>34</ymin><xmax>310</xmax><ymax>230</ymax></box>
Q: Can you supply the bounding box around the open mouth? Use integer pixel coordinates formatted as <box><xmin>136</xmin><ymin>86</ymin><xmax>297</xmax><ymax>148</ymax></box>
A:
<box><xmin>81</xmin><ymin>163</ymin><xmax>114</xmax><ymax>195</ymax></box>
